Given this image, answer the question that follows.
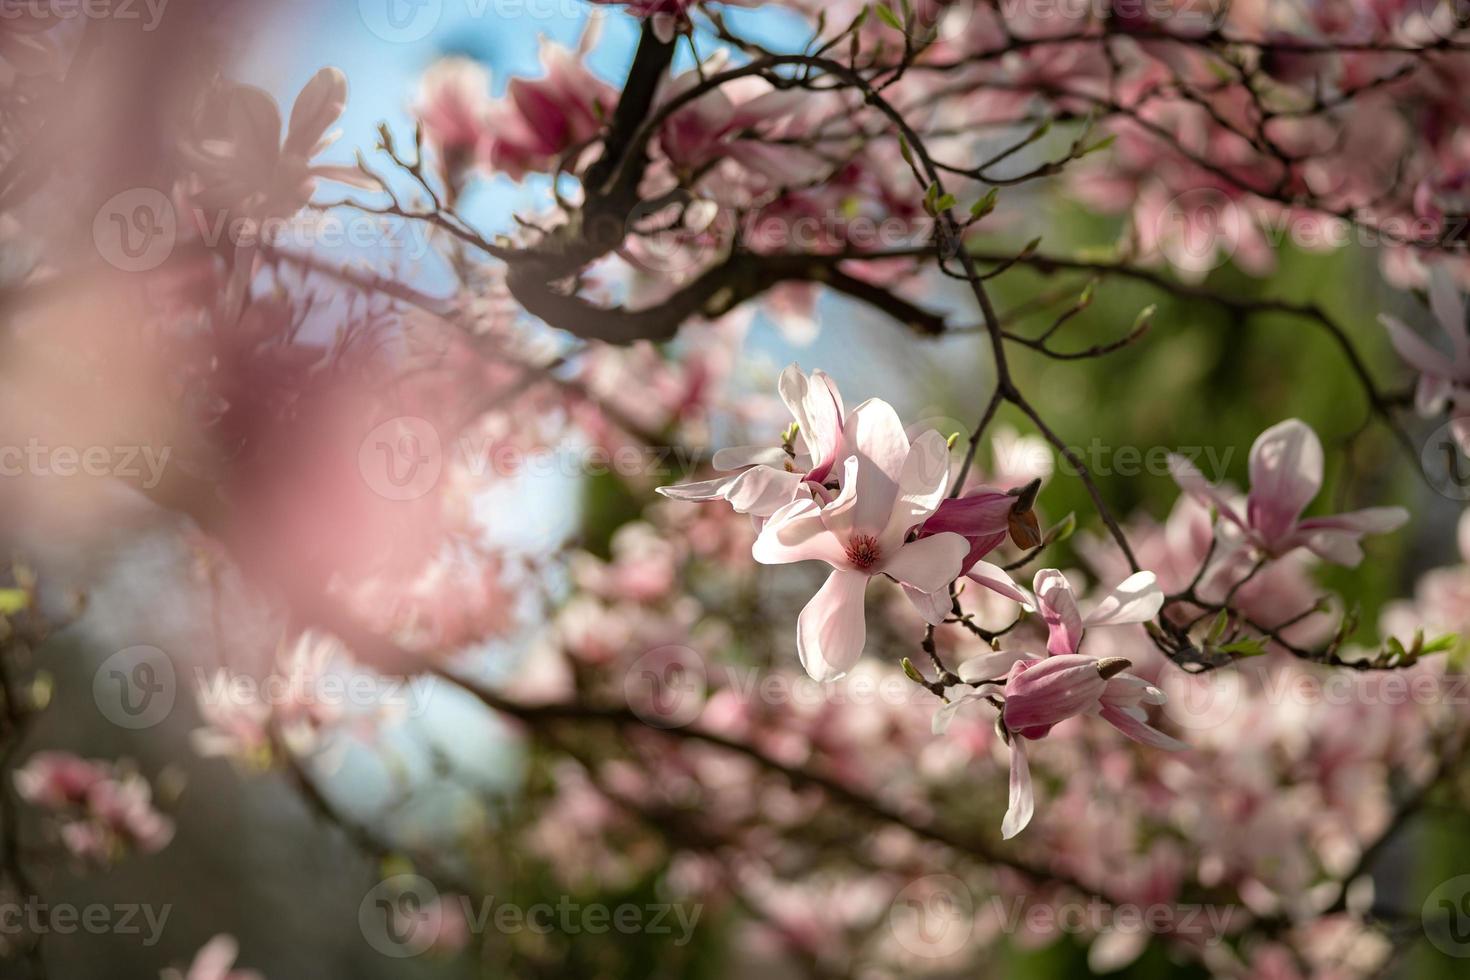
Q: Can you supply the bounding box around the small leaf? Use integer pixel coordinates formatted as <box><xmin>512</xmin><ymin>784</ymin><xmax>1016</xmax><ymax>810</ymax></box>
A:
<box><xmin>970</xmin><ymin>186</ymin><xmax>999</xmax><ymax>219</ymax></box>
<box><xmin>1206</xmin><ymin>610</ymin><xmax>1230</xmax><ymax>645</ymax></box>
<box><xmin>1219</xmin><ymin>637</ymin><xmax>1267</xmax><ymax>658</ymax></box>
<box><xmin>1421</xmin><ymin>633</ymin><xmax>1460</xmax><ymax>655</ymax></box>
<box><xmin>0</xmin><ymin>588</ymin><xmax>28</xmax><ymax>616</ymax></box>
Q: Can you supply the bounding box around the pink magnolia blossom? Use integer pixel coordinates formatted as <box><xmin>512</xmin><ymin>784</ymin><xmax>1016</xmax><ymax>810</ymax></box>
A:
<box><xmin>1031</xmin><ymin>568</ymin><xmax>1164</xmax><ymax>656</ymax></box>
<box><xmin>994</xmin><ymin>654</ymin><xmax>1113</xmax><ymax>839</ymax></box>
<box><xmin>79</xmin><ymin>773</ymin><xmax>175</xmax><ymax>856</ymax></box>
<box><xmin>183</xmin><ymin>67</ymin><xmax>373</xmax><ymax>224</ymax></box>
<box><xmin>414</xmin><ymin>58</ymin><xmax>492</xmax><ymax>184</ymax></box>
<box><xmin>1380</xmin><ymin>271</ymin><xmax>1470</xmax><ymax>450</ymax></box>
<box><xmin>1168</xmin><ymin>419</ymin><xmax>1408</xmax><ymax>566</ymax></box>
<box><xmin>15</xmin><ymin>753</ymin><xmax>175</xmax><ymax>861</ymax></box>
<box><xmin>657</xmin><ymin>54</ymin><xmax>828</xmax><ymax>193</ymax></box>
<box><xmin>13</xmin><ymin>751</ymin><xmax>110</xmax><ymax>809</ymax></box>
<box><xmin>658</xmin><ymin>363</ymin><xmax>845</xmax><ymax>519</ymax></box>
<box><xmin>935</xmin><ymin>639</ymin><xmax>1183</xmax><ymax>837</ymax></box>
<box><xmin>161</xmin><ymin>935</ymin><xmax>262</xmax><ymax>980</ymax></box>
<box><xmin>482</xmin><ymin>34</ymin><xmax>615</xmax><ymax>181</ymax></box>
<box><xmin>750</xmin><ymin>402</ymin><xmax>969</xmax><ymax>681</ymax></box>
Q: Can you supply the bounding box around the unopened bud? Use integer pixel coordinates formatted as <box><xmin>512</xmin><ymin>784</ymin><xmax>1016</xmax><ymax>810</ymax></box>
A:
<box><xmin>1095</xmin><ymin>657</ymin><xmax>1132</xmax><ymax>680</ymax></box>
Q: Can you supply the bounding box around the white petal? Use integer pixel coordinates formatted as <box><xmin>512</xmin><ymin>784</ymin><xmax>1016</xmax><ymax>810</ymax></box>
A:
<box><xmin>1000</xmin><ymin>740</ymin><xmax>1035</xmax><ymax>840</ymax></box>
<box><xmin>1084</xmin><ymin>571</ymin><xmax>1165</xmax><ymax>627</ymax></box>
<box><xmin>879</xmin><ymin>429</ymin><xmax>953</xmax><ymax>551</ymax></box>
<box><xmin>752</xmin><ymin>498</ymin><xmax>847</xmax><ymax>566</ymax></box>
<box><xmin>884</xmin><ymin>533</ymin><xmax>968</xmax><ymax>595</ymax></box>
<box><xmin>796</xmin><ymin>570</ymin><xmax>869</xmax><ymax>682</ymax></box>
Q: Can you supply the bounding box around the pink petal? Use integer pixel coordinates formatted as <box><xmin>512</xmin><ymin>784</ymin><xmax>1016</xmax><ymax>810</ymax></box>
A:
<box><xmin>1380</xmin><ymin>312</ymin><xmax>1453</xmax><ymax>378</ymax></box>
<box><xmin>879</xmin><ymin>430</ymin><xmax>953</xmax><ymax>551</ymax></box>
<box><xmin>885</xmin><ymin>532</ymin><xmax>968</xmax><ymax>595</ymax></box>
<box><xmin>1033</xmin><ymin>569</ymin><xmax>1085</xmax><ymax>655</ymax></box>
<box><xmin>285</xmin><ymin>67</ymin><xmax>348</xmax><ymax>158</ymax></box>
<box><xmin>958</xmin><ymin>650</ymin><xmax>1031</xmax><ymax>683</ymax></box>
<box><xmin>711</xmin><ymin>445</ymin><xmax>789</xmax><ymax>471</ymax></box>
<box><xmin>1083</xmin><ymin>571</ymin><xmax>1164</xmax><ymax>628</ymax></box>
<box><xmin>931</xmin><ymin>691</ymin><xmax>984</xmax><ymax>735</ymax></box>
<box><xmin>657</xmin><ymin>474</ymin><xmax>738</xmax><ymax>502</ymax></box>
<box><xmin>752</xmin><ymin>498</ymin><xmax>848</xmax><ymax>566</ymax></box>
<box><xmin>902</xmin><ymin>584</ymin><xmax>951</xmax><ymax>626</ymax></box>
<box><xmin>1001</xmin><ymin>654</ymin><xmax>1106</xmax><ymax>733</ymax></box>
<box><xmin>1167</xmin><ymin>454</ymin><xmax>1246</xmax><ymax>530</ymax></box>
<box><xmin>840</xmin><ymin>399</ymin><xmax>910</xmax><ymax>534</ymax></box>
<box><xmin>725</xmin><ymin>467</ymin><xmax>803</xmax><ymax>517</ymax></box>
<box><xmin>797</xmin><ymin>569</ymin><xmax>869</xmax><ymax>681</ymax></box>
<box><xmin>1296</xmin><ymin>507</ymin><xmax>1409</xmax><ymax>535</ymax></box>
<box><xmin>1292</xmin><ymin>506</ymin><xmax>1408</xmax><ymax>566</ymax></box>
<box><xmin>1246</xmin><ymin>419</ymin><xmax>1323</xmax><ymax>544</ymax></box>
<box><xmin>191</xmin><ymin>934</ymin><xmax>241</xmax><ymax>979</ymax></box>
<box><xmin>1001</xmin><ymin>739</ymin><xmax>1035</xmax><ymax>839</ymax></box>
<box><xmin>1429</xmin><ymin>269</ymin><xmax>1469</xmax><ymax>367</ymax></box>
<box><xmin>1099</xmin><ymin>704</ymin><xmax>1187</xmax><ymax>751</ymax></box>
<box><xmin>1417</xmin><ymin>373</ymin><xmax>1453</xmax><ymax>416</ymax></box>
<box><xmin>964</xmin><ymin>560</ymin><xmax>1032</xmax><ymax>607</ymax></box>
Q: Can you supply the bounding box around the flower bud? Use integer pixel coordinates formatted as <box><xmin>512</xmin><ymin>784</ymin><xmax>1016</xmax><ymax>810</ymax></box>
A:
<box><xmin>1001</xmin><ymin>654</ymin><xmax>1108</xmax><ymax>738</ymax></box>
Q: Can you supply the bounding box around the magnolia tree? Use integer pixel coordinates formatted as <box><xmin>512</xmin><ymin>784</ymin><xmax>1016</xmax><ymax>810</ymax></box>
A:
<box><xmin>4</xmin><ymin>0</ymin><xmax>1470</xmax><ymax>977</ymax></box>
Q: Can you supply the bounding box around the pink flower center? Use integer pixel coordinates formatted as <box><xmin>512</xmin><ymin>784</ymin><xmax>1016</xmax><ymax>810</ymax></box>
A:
<box><xmin>845</xmin><ymin>534</ymin><xmax>881</xmax><ymax>571</ymax></box>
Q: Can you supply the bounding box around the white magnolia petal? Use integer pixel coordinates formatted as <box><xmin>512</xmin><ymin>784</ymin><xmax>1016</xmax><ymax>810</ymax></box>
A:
<box><xmin>1000</xmin><ymin>740</ymin><xmax>1035</xmax><ymax>840</ymax></box>
<box><xmin>1084</xmin><ymin>571</ymin><xmax>1165</xmax><ymax>627</ymax></box>
<box><xmin>884</xmin><ymin>533</ymin><xmax>968</xmax><ymax>595</ymax></box>
<box><xmin>796</xmin><ymin>569</ymin><xmax>869</xmax><ymax>682</ymax></box>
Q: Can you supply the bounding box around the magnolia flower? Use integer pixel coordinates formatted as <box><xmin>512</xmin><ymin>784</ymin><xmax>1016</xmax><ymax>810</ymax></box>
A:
<box><xmin>80</xmin><ymin>773</ymin><xmax>175</xmax><ymax>856</ymax></box>
<box><xmin>657</xmin><ymin>364</ymin><xmax>845</xmax><ymax>519</ymax></box>
<box><xmin>934</xmin><ymin>645</ymin><xmax>1183</xmax><ymax>837</ymax></box>
<box><xmin>995</xmin><ymin>654</ymin><xmax>1120</xmax><ymax>838</ymax></box>
<box><xmin>13</xmin><ymin>752</ymin><xmax>109</xmax><ymax>809</ymax></box>
<box><xmin>185</xmin><ymin>67</ymin><xmax>374</xmax><ymax>224</ymax></box>
<box><xmin>751</xmin><ymin>402</ymin><xmax>969</xmax><ymax>681</ymax></box>
<box><xmin>161</xmin><ymin>935</ymin><xmax>263</xmax><ymax>980</ymax></box>
<box><xmin>15</xmin><ymin>753</ymin><xmax>174</xmax><ymax>861</ymax></box>
<box><xmin>414</xmin><ymin>57</ymin><xmax>492</xmax><ymax>185</ymax></box>
<box><xmin>482</xmin><ymin>34</ymin><xmax>614</xmax><ymax>181</ymax></box>
<box><xmin>1031</xmin><ymin>568</ymin><xmax>1164</xmax><ymax>655</ymax></box>
<box><xmin>1380</xmin><ymin>272</ymin><xmax>1470</xmax><ymax>450</ymax></box>
<box><xmin>1169</xmin><ymin>419</ymin><xmax>1408</xmax><ymax>566</ymax></box>
<box><xmin>658</xmin><ymin>53</ymin><xmax>828</xmax><ymax>191</ymax></box>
